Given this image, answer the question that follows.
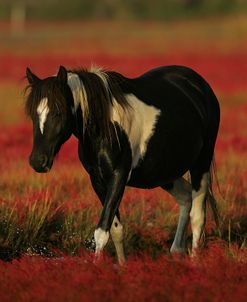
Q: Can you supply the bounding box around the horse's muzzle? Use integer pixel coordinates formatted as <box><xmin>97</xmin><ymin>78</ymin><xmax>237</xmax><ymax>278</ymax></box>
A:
<box><xmin>29</xmin><ymin>153</ymin><xmax>52</xmax><ymax>173</ymax></box>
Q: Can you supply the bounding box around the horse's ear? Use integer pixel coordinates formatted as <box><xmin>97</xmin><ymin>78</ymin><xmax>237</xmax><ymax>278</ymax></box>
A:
<box><xmin>26</xmin><ymin>67</ymin><xmax>40</xmax><ymax>85</ymax></box>
<box><xmin>57</xmin><ymin>66</ymin><xmax>67</xmax><ymax>84</ymax></box>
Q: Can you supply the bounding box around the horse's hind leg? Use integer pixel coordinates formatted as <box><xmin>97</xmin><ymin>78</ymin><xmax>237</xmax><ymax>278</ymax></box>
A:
<box><xmin>189</xmin><ymin>133</ymin><xmax>217</xmax><ymax>252</ymax></box>
<box><xmin>189</xmin><ymin>90</ymin><xmax>219</xmax><ymax>253</ymax></box>
<box><xmin>189</xmin><ymin>169</ymin><xmax>209</xmax><ymax>252</ymax></box>
<box><xmin>162</xmin><ymin>177</ymin><xmax>192</xmax><ymax>253</ymax></box>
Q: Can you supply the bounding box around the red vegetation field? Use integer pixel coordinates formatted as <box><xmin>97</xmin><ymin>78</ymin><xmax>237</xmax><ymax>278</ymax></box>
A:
<box><xmin>1</xmin><ymin>247</ymin><xmax>247</xmax><ymax>302</ymax></box>
<box><xmin>0</xmin><ymin>17</ymin><xmax>247</xmax><ymax>302</ymax></box>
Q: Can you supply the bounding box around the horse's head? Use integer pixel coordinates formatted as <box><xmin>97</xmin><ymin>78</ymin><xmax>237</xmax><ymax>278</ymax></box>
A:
<box><xmin>25</xmin><ymin>66</ymin><xmax>74</xmax><ymax>173</ymax></box>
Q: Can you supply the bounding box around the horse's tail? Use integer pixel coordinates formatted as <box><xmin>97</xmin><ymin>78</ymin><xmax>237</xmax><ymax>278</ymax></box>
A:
<box><xmin>208</xmin><ymin>156</ymin><xmax>222</xmax><ymax>235</ymax></box>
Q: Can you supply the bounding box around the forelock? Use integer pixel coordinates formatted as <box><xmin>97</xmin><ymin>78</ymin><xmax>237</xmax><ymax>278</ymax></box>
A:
<box><xmin>25</xmin><ymin>78</ymin><xmax>67</xmax><ymax>119</ymax></box>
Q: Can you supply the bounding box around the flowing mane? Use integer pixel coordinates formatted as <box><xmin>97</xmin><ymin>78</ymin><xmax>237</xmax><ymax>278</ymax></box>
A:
<box><xmin>68</xmin><ymin>67</ymin><xmax>131</xmax><ymax>140</ymax></box>
<box><xmin>25</xmin><ymin>66</ymin><xmax>131</xmax><ymax>140</ymax></box>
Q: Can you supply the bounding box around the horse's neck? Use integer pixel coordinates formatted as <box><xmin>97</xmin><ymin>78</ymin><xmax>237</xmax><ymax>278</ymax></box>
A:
<box><xmin>71</xmin><ymin>105</ymin><xmax>83</xmax><ymax>139</ymax></box>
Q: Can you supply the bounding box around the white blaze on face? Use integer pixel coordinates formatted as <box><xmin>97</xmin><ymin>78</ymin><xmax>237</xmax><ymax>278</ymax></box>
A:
<box><xmin>37</xmin><ymin>97</ymin><xmax>49</xmax><ymax>134</ymax></box>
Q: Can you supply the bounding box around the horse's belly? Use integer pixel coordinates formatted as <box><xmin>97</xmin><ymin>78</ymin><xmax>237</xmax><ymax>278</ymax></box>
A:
<box><xmin>127</xmin><ymin>128</ymin><xmax>203</xmax><ymax>189</ymax></box>
<box><xmin>127</xmin><ymin>159</ymin><xmax>187</xmax><ymax>188</ymax></box>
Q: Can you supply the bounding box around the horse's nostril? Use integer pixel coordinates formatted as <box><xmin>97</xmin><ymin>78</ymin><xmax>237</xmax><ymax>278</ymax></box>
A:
<box><xmin>29</xmin><ymin>153</ymin><xmax>48</xmax><ymax>169</ymax></box>
<box><xmin>39</xmin><ymin>155</ymin><xmax>48</xmax><ymax>167</ymax></box>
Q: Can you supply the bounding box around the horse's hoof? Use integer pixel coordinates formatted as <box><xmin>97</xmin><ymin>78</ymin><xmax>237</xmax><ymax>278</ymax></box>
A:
<box><xmin>170</xmin><ymin>246</ymin><xmax>187</xmax><ymax>254</ymax></box>
<box><xmin>84</xmin><ymin>237</ymin><xmax>96</xmax><ymax>252</ymax></box>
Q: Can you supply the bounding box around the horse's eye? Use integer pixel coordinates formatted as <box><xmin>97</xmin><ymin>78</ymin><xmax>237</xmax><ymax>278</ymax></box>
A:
<box><xmin>52</xmin><ymin>111</ymin><xmax>61</xmax><ymax>118</ymax></box>
<box><xmin>53</xmin><ymin>104</ymin><xmax>62</xmax><ymax>118</ymax></box>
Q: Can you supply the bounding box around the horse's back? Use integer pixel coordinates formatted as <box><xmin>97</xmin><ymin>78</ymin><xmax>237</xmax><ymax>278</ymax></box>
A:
<box><xmin>132</xmin><ymin>65</ymin><xmax>219</xmax><ymax>116</ymax></box>
<box><xmin>131</xmin><ymin>65</ymin><xmax>220</xmax><ymax>141</ymax></box>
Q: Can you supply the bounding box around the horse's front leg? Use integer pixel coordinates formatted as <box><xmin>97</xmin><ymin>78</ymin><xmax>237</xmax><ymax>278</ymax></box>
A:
<box><xmin>90</xmin><ymin>176</ymin><xmax>126</xmax><ymax>265</ymax></box>
<box><xmin>94</xmin><ymin>169</ymin><xmax>128</xmax><ymax>263</ymax></box>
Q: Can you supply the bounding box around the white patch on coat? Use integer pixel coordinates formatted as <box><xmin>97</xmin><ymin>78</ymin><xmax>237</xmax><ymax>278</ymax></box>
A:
<box><xmin>37</xmin><ymin>97</ymin><xmax>49</xmax><ymax>134</ymax></box>
<box><xmin>94</xmin><ymin>228</ymin><xmax>110</xmax><ymax>253</ymax></box>
<box><xmin>112</xmin><ymin>94</ymin><xmax>161</xmax><ymax>169</ymax></box>
<box><xmin>67</xmin><ymin>71</ymin><xmax>160</xmax><ymax>170</ymax></box>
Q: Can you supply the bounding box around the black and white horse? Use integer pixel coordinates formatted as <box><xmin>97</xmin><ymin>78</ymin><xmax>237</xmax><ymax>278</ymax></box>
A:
<box><xmin>25</xmin><ymin>65</ymin><xmax>220</xmax><ymax>264</ymax></box>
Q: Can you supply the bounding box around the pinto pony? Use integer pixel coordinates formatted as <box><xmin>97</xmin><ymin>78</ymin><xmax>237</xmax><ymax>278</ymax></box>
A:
<box><xmin>25</xmin><ymin>65</ymin><xmax>220</xmax><ymax>264</ymax></box>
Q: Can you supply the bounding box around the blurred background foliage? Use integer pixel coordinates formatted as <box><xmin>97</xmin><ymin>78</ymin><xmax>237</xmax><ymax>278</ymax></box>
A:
<box><xmin>0</xmin><ymin>0</ymin><xmax>247</xmax><ymax>21</ymax></box>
